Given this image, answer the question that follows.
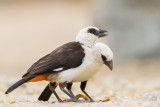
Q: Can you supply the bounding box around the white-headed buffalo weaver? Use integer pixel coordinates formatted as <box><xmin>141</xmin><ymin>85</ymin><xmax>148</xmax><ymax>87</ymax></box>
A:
<box><xmin>38</xmin><ymin>43</ymin><xmax>113</xmax><ymax>102</ymax></box>
<box><xmin>5</xmin><ymin>27</ymin><xmax>110</xmax><ymax>102</ymax></box>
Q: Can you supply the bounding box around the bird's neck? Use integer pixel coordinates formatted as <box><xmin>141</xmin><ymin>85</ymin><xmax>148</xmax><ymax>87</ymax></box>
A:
<box><xmin>91</xmin><ymin>45</ymin><xmax>102</xmax><ymax>63</ymax></box>
<box><xmin>79</xmin><ymin>40</ymin><xmax>96</xmax><ymax>48</ymax></box>
<box><xmin>76</xmin><ymin>34</ymin><xmax>97</xmax><ymax>48</ymax></box>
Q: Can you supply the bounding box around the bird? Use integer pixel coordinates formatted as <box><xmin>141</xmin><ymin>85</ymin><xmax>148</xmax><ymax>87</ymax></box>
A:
<box><xmin>5</xmin><ymin>27</ymin><xmax>108</xmax><ymax>102</ymax></box>
<box><xmin>38</xmin><ymin>43</ymin><xmax>113</xmax><ymax>102</ymax></box>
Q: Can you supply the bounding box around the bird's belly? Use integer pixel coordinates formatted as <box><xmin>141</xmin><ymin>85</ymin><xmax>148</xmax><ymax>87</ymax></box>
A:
<box><xmin>56</xmin><ymin>62</ymin><xmax>102</xmax><ymax>83</ymax></box>
<box><xmin>72</xmin><ymin>63</ymin><xmax>102</xmax><ymax>82</ymax></box>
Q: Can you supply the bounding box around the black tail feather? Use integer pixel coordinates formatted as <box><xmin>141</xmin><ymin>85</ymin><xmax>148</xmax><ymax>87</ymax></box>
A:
<box><xmin>38</xmin><ymin>84</ymin><xmax>52</xmax><ymax>101</ymax></box>
<box><xmin>5</xmin><ymin>78</ymin><xmax>32</xmax><ymax>94</ymax></box>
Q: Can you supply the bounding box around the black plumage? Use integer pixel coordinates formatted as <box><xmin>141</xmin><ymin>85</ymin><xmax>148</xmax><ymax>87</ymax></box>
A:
<box><xmin>23</xmin><ymin>41</ymin><xmax>85</xmax><ymax>78</ymax></box>
<box><xmin>5</xmin><ymin>42</ymin><xmax>85</xmax><ymax>94</ymax></box>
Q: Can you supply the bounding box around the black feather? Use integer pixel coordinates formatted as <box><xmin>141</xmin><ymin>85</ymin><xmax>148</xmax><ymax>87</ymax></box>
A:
<box><xmin>23</xmin><ymin>42</ymin><xmax>85</xmax><ymax>77</ymax></box>
<box><xmin>5</xmin><ymin>77</ymin><xmax>32</xmax><ymax>94</ymax></box>
<box><xmin>38</xmin><ymin>84</ymin><xmax>52</xmax><ymax>101</ymax></box>
<box><xmin>5</xmin><ymin>42</ymin><xmax>85</xmax><ymax>94</ymax></box>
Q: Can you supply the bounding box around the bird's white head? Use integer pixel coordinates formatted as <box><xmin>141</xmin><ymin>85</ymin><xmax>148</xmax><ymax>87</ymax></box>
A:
<box><xmin>93</xmin><ymin>43</ymin><xmax>113</xmax><ymax>70</ymax></box>
<box><xmin>76</xmin><ymin>26</ymin><xmax>108</xmax><ymax>48</ymax></box>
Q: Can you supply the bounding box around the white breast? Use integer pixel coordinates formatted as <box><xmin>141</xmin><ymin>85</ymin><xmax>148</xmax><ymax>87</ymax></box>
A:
<box><xmin>55</xmin><ymin>45</ymin><xmax>103</xmax><ymax>83</ymax></box>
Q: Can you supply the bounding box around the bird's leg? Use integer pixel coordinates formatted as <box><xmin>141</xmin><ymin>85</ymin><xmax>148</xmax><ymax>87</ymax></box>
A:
<box><xmin>59</xmin><ymin>82</ymin><xmax>78</xmax><ymax>102</ymax></box>
<box><xmin>80</xmin><ymin>81</ymin><xmax>94</xmax><ymax>102</ymax></box>
<box><xmin>49</xmin><ymin>82</ymin><xmax>63</xmax><ymax>102</ymax></box>
<box><xmin>66</xmin><ymin>82</ymin><xmax>77</xmax><ymax>101</ymax></box>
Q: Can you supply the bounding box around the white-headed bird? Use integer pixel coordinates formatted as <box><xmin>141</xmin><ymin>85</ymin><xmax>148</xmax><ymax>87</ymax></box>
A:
<box><xmin>5</xmin><ymin>27</ymin><xmax>110</xmax><ymax>102</ymax></box>
<box><xmin>38</xmin><ymin>42</ymin><xmax>113</xmax><ymax>102</ymax></box>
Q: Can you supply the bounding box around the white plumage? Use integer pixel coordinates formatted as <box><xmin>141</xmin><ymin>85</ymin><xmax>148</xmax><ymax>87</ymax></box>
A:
<box><xmin>76</xmin><ymin>26</ymin><xmax>99</xmax><ymax>48</ymax></box>
<box><xmin>49</xmin><ymin>42</ymin><xmax>113</xmax><ymax>82</ymax></box>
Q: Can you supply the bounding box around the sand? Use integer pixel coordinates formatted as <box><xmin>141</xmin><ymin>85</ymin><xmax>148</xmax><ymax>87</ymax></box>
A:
<box><xmin>0</xmin><ymin>61</ymin><xmax>160</xmax><ymax>107</ymax></box>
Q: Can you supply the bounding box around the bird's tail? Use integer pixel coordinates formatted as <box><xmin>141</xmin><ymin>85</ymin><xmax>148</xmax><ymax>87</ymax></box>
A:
<box><xmin>38</xmin><ymin>84</ymin><xmax>52</xmax><ymax>101</ymax></box>
<box><xmin>38</xmin><ymin>82</ymin><xmax>58</xmax><ymax>101</ymax></box>
<box><xmin>5</xmin><ymin>77</ymin><xmax>32</xmax><ymax>94</ymax></box>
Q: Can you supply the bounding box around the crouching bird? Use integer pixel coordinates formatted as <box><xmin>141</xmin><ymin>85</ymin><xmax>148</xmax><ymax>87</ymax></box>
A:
<box><xmin>5</xmin><ymin>27</ymin><xmax>108</xmax><ymax>102</ymax></box>
<box><xmin>38</xmin><ymin>43</ymin><xmax>113</xmax><ymax>102</ymax></box>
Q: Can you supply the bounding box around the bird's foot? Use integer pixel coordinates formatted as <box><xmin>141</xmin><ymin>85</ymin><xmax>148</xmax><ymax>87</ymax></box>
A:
<box><xmin>52</xmin><ymin>99</ymin><xmax>79</xmax><ymax>103</ymax></box>
<box><xmin>90</xmin><ymin>99</ymin><xmax>94</xmax><ymax>102</ymax></box>
<box><xmin>71</xmin><ymin>98</ymin><xmax>79</xmax><ymax>102</ymax></box>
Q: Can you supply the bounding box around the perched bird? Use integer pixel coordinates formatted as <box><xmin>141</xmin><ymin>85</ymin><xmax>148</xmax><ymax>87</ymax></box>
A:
<box><xmin>38</xmin><ymin>43</ymin><xmax>113</xmax><ymax>102</ymax></box>
<box><xmin>5</xmin><ymin>27</ymin><xmax>108</xmax><ymax>102</ymax></box>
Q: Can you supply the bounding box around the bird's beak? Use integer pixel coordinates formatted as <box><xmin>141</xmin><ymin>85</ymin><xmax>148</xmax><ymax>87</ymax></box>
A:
<box><xmin>104</xmin><ymin>60</ymin><xmax>113</xmax><ymax>71</ymax></box>
<box><xmin>98</xmin><ymin>29</ymin><xmax>108</xmax><ymax>38</ymax></box>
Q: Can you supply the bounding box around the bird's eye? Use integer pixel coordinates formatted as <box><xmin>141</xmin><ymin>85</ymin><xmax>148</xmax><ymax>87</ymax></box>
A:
<box><xmin>101</xmin><ymin>54</ymin><xmax>106</xmax><ymax>61</ymax></box>
<box><xmin>88</xmin><ymin>28</ymin><xmax>99</xmax><ymax>35</ymax></box>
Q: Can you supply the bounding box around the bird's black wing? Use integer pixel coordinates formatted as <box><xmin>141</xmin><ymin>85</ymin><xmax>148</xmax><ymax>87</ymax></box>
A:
<box><xmin>23</xmin><ymin>41</ymin><xmax>85</xmax><ymax>78</ymax></box>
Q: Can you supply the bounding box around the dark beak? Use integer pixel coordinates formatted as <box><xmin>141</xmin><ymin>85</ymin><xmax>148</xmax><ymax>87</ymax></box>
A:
<box><xmin>98</xmin><ymin>29</ymin><xmax>108</xmax><ymax>38</ymax></box>
<box><xmin>104</xmin><ymin>60</ymin><xmax>113</xmax><ymax>71</ymax></box>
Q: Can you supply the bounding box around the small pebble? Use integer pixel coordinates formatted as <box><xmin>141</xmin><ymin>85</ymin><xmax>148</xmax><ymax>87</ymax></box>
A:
<box><xmin>142</xmin><ymin>93</ymin><xmax>157</xmax><ymax>101</ymax></box>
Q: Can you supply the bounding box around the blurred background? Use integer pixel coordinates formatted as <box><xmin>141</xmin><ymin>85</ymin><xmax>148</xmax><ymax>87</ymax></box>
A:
<box><xmin>0</xmin><ymin>0</ymin><xmax>160</xmax><ymax>77</ymax></box>
<box><xmin>0</xmin><ymin>0</ymin><xmax>160</xmax><ymax>106</ymax></box>
<box><xmin>0</xmin><ymin>0</ymin><xmax>160</xmax><ymax>76</ymax></box>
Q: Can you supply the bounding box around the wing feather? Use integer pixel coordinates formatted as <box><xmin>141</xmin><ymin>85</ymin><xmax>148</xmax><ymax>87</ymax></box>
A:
<box><xmin>23</xmin><ymin>42</ymin><xmax>85</xmax><ymax>78</ymax></box>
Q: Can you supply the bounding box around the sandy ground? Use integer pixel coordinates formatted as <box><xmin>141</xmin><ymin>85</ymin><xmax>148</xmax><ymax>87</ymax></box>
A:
<box><xmin>1</xmin><ymin>61</ymin><xmax>160</xmax><ymax>107</ymax></box>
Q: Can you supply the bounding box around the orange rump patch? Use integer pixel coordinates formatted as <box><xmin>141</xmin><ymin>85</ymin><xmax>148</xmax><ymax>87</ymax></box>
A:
<box><xmin>27</xmin><ymin>75</ymin><xmax>48</xmax><ymax>83</ymax></box>
<box><xmin>55</xmin><ymin>82</ymin><xmax>59</xmax><ymax>86</ymax></box>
